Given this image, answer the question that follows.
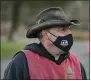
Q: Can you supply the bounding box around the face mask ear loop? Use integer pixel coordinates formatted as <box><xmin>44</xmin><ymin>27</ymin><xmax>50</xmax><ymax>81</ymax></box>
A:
<box><xmin>45</xmin><ymin>30</ymin><xmax>57</xmax><ymax>37</ymax></box>
<box><xmin>45</xmin><ymin>30</ymin><xmax>54</xmax><ymax>43</ymax></box>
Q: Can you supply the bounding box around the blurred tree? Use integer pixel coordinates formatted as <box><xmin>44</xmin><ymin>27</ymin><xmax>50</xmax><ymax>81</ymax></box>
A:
<box><xmin>8</xmin><ymin>0</ymin><xmax>22</xmax><ymax>41</ymax></box>
<box><xmin>6</xmin><ymin>0</ymin><xmax>89</xmax><ymax>41</ymax></box>
<box><xmin>1</xmin><ymin>1</ymin><xmax>12</xmax><ymax>21</ymax></box>
<box><xmin>7</xmin><ymin>0</ymin><xmax>70</xmax><ymax>41</ymax></box>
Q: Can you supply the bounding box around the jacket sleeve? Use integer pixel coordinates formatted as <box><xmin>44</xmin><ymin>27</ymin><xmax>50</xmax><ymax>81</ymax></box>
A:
<box><xmin>3</xmin><ymin>51</ymin><xmax>30</xmax><ymax>80</ymax></box>
<box><xmin>80</xmin><ymin>63</ymin><xmax>87</xmax><ymax>80</ymax></box>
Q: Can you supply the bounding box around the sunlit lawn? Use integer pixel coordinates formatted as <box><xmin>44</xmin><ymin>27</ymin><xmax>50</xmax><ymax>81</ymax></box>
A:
<box><xmin>1</xmin><ymin>41</ymin><xmax>27</xmax><ymax>59</ymax></box>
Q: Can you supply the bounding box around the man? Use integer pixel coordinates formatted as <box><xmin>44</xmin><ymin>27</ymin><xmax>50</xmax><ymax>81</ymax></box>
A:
<box><xmin>3</xmin><ymin>7</ymin><xmax>87</xmax><ymax>80</ymax></box>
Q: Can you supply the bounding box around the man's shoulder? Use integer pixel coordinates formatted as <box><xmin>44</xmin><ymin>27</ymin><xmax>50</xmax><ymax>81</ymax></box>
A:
<box><xmin>69</xmin><ymin>51</ymin><xmax>80</xmax><ymax>62</ymax></box>
<box><xmin>3</xmin><ymin>51</ymin><xmax>30</xmax><ymax>79</ymax></box>
<box><xmin>12</xmin><ymin>51</ymin><xmax>26</xmax><ymax>63</ymax></box>
<box><xmin>24</xmin><ymin>43</ymin><xmax>40</xmax><ymax>50</ymax></box>
<box><xmin>69</xmin><ymin>51</ymin><xmax>78</xmax><ymax>57</ymax></box>
<box><xmin>12</xmin><ymin>43</ymin><xmax>40</xmax><ymax>61</ymax></box>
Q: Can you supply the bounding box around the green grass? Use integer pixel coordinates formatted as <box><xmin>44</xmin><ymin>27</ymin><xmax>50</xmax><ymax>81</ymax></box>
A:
<box><xmin>1</xmin><ymin>41</ymin><xmax>26</xmax><ymax>59</ymax></box>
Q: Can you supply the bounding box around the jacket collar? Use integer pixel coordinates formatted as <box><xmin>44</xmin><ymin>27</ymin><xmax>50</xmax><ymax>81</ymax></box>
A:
<box><xmin>24</xmin><ymin>43</ymin><xmax>70</xmax><ymax>65</ymax></box>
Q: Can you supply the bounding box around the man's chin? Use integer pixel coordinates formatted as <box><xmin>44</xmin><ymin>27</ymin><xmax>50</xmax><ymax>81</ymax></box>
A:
<box><xmin>59</xmin><ymin>49</ymin><xmax>66</xmax><ymax>54</ymax></box>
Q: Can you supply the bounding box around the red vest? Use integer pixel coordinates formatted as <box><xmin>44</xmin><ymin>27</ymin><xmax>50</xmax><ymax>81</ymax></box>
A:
<box><xmin>23</xmin><ymin>50</ymin><xmax>82</xmax><ymax>80</ymax></box>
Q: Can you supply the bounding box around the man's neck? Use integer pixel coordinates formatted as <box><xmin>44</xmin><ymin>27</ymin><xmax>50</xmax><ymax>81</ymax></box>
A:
<box><xmin>41</xmin><ymin>41</ymin><xmax>64</xmax><ymax>60</ymax></box>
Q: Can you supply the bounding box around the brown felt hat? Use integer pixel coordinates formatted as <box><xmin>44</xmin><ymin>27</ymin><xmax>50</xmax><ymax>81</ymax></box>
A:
<box><xmin>26</xmin><ymin>7</ymin><xmax>80</xmax><ymax>38</ymax></box>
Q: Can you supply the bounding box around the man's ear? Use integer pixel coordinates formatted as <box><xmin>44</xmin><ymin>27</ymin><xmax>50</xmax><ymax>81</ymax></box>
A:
<box><xmin>41</xmin><ymin>30</ymin><xmax>49</xmax><ymax>40</ymax></box>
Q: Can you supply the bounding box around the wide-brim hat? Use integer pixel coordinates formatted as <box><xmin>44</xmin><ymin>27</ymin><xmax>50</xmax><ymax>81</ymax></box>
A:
<box><xmin>26</xmin><ymin>7</ymin><xmax>80</xmax><ymax>38</ymax></box>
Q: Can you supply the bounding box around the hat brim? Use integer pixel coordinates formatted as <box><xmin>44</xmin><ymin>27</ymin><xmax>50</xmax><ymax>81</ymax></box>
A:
<box><xmin>26</xmin><ymin>20</ymin><xmax>79</xmax><ymax>38</ymax></box>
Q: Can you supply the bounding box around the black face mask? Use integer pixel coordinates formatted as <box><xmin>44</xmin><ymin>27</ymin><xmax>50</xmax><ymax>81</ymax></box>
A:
<box><xmin>46</xmin><ymin>30</ymin><xmax>73</xmax><ymax>52</ymax></box>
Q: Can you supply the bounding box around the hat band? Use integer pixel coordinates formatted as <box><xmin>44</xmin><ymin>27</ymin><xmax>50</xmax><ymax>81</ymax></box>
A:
<box><xmin>37</xmin><ymin>19</ymin><xmax>65</xmax><ymax>24</ymax></box>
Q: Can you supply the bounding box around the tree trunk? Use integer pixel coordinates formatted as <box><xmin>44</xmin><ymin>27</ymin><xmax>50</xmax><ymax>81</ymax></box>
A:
<box><xmin>8</xmin><ymin>0</ymin><xmax>22</xmax><ymax>41</ymax></box>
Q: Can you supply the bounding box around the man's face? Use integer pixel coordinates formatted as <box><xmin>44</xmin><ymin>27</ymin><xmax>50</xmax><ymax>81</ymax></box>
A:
<box><xmin>46</xmin><ymin>26</ymin><xmax>72</xmax><ymax>42</ymax></box>
<box><xmin>41</xmin><ymin>26</ymin><xmax>72</xmax><ymax>55</ymax></box>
